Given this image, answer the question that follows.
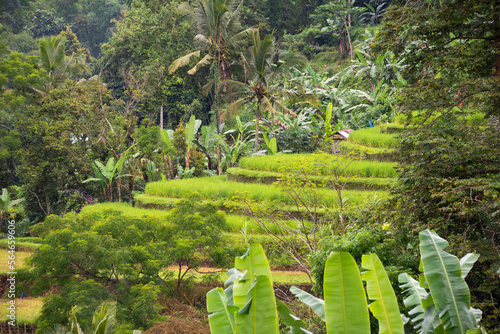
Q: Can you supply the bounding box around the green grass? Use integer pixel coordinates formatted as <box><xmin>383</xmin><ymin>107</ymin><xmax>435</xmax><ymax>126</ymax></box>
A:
<box><xmin>80</xmin><ymin>202</ymin><xmax>172</xmax><ymax>220</ymax></box>
<box><xmin>145</xmin><ymin>176</ymin><xmax>389</xmax><ymax>208</ymax></box>
<box><xmin>348</xmin><ymin>127</ymin><xmax>398</xmax><ymax>148</ymax></box>
<box><xmin>133</xmin><ymin>194</ymin><xmax>182</xmax><ymax>210</ymax></box>
<box><xmin>238</xmin><ymin>154</ymin><xmax>397</xmax><ymax>177</ymax></box>
<box><xmin>0</xmin><ymin>238</ymin><xmax>43</xmax><ymax>251</ymax></box>
<box><xmin>0</xmin><ymin>297</ymin><xmax>43</xmax><ymax>323</ymax></box>
<box><xmin>0</xmin><ymin>249</ymin><xmax>32</xmax><ymax>273</ymax></box>
<box><xmin>227</xmin><ymin>167</ymin><xmax>395</xmax><ymax>190</ymax></box>
<box><xmin>379</xmin><ymin>123</ymin><xmax>405</xmax><ymax>133</ymax></box>
<box><xmin>338</xmin><ymin>142</ymin><xmax>396</xmax><ymax>162</ymax></box>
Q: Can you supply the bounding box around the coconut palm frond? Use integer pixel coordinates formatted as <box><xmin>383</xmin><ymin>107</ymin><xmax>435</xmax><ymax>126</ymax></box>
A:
<box><xmin>176</xmin><ymin>2</ymin><xmax>192</xmax><ymax>16</ymax></box>
<box><xmin>228</xmin><ymin>27</ymin><xmax>257</xmax><ymax>51</ymax></box>
<box><xmin>169</xmin><ymin>50</ymin><xmax>202</xmax><ymax>74</ymax></box>
<box><xmin>275</xmin><ymin>53</ymin><xmax>308</xmax><ymax>73</ymax></box>
<box><xmin>187</xmin><ymin>53</ymin><xmax>213</xmax><ymax>75</ymax></box>
<box><xmin>225</xmin><ymin>96</ymin><xmax>253</xmax><ymax>119</ymax></box>
<box><xmin>194</xmin><ymin>34</ymin><xmax>212</xmax><ymax>51</ymax></box>
<box><xmin>39</xmin><ymin>36</ymin><xmax>66</xmax><ymax>76</ymax></box>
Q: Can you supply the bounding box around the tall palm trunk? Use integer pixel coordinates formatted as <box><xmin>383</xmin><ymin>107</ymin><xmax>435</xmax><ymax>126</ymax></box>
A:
<box><xmin>160</xmin><ymin>105</ymin><xmax>164</xmax><ymax>129</ymax></box>
<box><xmin>254</xmin><ymin>101</ymin><xmax>261</xmax><ymax>152</ymax></box>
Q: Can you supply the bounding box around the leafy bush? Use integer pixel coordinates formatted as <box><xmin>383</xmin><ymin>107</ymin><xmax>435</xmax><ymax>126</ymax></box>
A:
<box><xmin>26</xmin><ymin>199</ymin><xmax>235</xmax><ymax>331</ymax></box>
<box><xmin>309</xmin><ymin>226</ymin><xmax>418</xmax><ymax>296</ymax></box>
<box><xmin>276</xmin><ymin>127</ymin><xmax>315</xmax><ymax>153</ymax></box>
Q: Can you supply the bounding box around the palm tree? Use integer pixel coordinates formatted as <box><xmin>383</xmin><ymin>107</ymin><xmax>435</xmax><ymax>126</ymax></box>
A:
<box><xmin>169</xmin><ymin>0</ymin><xmax>254</xmax><ymax>173</ymax></box>
<box><xmin>37</xmin><ymin>36</ymin><xmax>88</xmax><ymax>93</ymax></box>
<box><xmin>168</xmin><ymin>0</ymin><xmax>253</xmax><ymax>79</ymax></box>
<box><xmin>220</xmin><ymin>31</ymin><xmax>317</xmax><ymax>152</ymax></box>
<box><xmin>0</xmin><ymin>188</ymin><xmax>23</xmax><ymax>220</ymax></box>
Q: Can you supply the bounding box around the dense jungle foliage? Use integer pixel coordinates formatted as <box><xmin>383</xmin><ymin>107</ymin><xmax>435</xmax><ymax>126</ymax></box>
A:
<box><xmin>0</xmin><ymin>0</ymin><xmax>499</xmax><ymax>333</ymax></box>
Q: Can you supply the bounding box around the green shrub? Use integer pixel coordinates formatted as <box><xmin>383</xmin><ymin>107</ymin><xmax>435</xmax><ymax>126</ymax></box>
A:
<box><xmin>276</xmin><ymin>127</ymin><xmax>315</xmax><ymax>153</ymax></box>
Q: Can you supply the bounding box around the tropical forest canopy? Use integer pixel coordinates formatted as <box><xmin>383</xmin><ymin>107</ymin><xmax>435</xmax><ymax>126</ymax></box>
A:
<box><xmin>0</xmin><ymin>0</ymin><xmax>499</xmax><ymax>333</ymax></box>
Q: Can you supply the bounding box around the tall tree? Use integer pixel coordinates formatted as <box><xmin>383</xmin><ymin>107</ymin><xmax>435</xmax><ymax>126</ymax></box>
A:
<box><xmin>376</xmin><ymin>0</ymin><xmax>500</xmax><ymax>117</ymax></box>
<box><xmin>375</xmin><ymin>1</ymin><xmax>500</xmax><ymax>330</ymax></box>
<box><xmin>37</xmin><ymin>35</ymin><xmax>88</xmax><ymax>93</ymax></box>
<box><xmin>221</xmin><ymin>31</ymin><xmax>316</xmax><ymax>152</ymax></box>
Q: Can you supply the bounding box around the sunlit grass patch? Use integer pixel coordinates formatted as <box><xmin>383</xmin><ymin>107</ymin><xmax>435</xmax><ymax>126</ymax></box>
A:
<box><xmin>163</xmin><ymin>265</ymin><xmax>312</xmax><ymax>285</ymax></box>
<box><xmin>227</xmin><ymin>167</ymin><xmax>396</xmax><ymax>190</ymax></box>
<box><xmin>0</xmin><ymin>238</ymin><xmax>42</xmax><ymax>251</ymax></box>
<box><xmin>134</xmin><ymin>194</ymin><xmax>181</xmax><ymax>210</ymax></box>
<box><xmin>272</xmin><ymin>270</ymin><xmax>311</xmax><ymax>284</ymax></box>
<box><xmin>0</xmin><ymin>297</ymin><xmax>43</xmax><ymax>323</ymax></box>
<box><xmin>145</xmin><ymin>176</ymin><xmax>389</xmax><ymax>207</ymax></box>
<box><xmin>348</xmin><ymin>127</ymin><xmax>397</xmax><ymax>148</ymax></box>
<box><xmin>81</xmin><ymin>202</ymin><xmax>172</xmax><ymax>220</ymax></box>
<box><xmin>238</xmin><ymin>154</ymin><xmax>397</xmax><ymax>177</ymax></box>
<box><xmin>0</xmin><ymin>249</ymin><xmax>32</xmax><ymax>273</ymax></box>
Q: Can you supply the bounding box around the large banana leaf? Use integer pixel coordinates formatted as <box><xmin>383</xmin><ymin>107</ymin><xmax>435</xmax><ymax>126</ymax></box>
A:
<box><xmin>362</xmin><ymin>253</ymin><xmax>404</xmax><ymax>334</ymax></box>
<box><xmin>399</xmin><ymin>273</ymin><xmax>428</xmax><ymax>332</ymax></box>
<box><xmin>207</xmin><ymin>287</ymin><xmax>239</xmax><ymax>334</ymax></box>
<box><xmin>459</xmin><ymin>254</ymin><xmax>479</xmax><ymax>279</ymax></box>
<box><xmin>114</xmin><ymin>152</ymin><xmax>129</xmax><ymax>176</ymax></box>
<box><xmin>234</xmin><ymin>275</ymin><xmax>279</xmax><ymax>334</ymax></box>
<box><xmin>324</xmin><ymin>103</ymin><xmax>332</xmax><ymax>137</ymax></box>
<box><xmin>185</xmin><ymin>115</ymin><xmax>197</xmax><ymax>148</ymax></box>
<box><xmin>92</xmin><ymin>301</ymin><xmax>116</xmax><ymax>334</ymax></box>
<box><xmin>276</xmin><ymin>299</ymin><xmax>311</xmax><ymax>334</ymax></box>
<box><xmin>289</xmin><ymin>286</ymin><xmax>325</xmax><ymax>322</ymax></box>
<box><xmin>233</xmin><ymin>244</ymin><xmax>272</xmax><ymax>308</ymax></box>
<box><xmin>325</xmin><ymin>252</ymin><xmax>370</xmax><ymax>334</ymax></box>
<box><xmin>160</xmin><ymin>129</ymin><xmax>174</xmax><ymax>151</ymax></box>
<box><xmin>419</xmin><ymin>230</ymin><xmax>477</xmax><ymax>333</ymax></box>
<box><xmin>420</xmin><ymin>304</ymin><xmax>443</xmax><ymax>334</ymax></box>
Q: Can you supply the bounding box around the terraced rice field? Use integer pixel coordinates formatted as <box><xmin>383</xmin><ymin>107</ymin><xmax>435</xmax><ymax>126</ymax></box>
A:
<box><xmin>85</xmin><ymin>124</ymin><xmax>400</xmax><ymax>284</ymax></box>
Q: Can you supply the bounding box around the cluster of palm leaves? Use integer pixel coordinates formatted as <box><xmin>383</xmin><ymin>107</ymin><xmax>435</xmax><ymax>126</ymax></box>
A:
<box><xmin>0</xmin><ymin>188</ymin><xmax>23</xmax><ymax>219</ymax></box>
<box><xmin>170</xmin><ymin>0</ymin><xmax>318</xmax><ymax>153</ymax></box>
<box><xmin>35</xmin><ymin>36</ymin><xmax>89</xmax><ymax>96</ymax></box>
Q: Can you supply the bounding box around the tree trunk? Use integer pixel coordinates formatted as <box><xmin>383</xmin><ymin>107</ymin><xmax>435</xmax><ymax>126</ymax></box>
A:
<box><xmin>345</xmin><ymin>22</ymin><xmax>353</xmax><ymax>61</ymax></box>
<box><xmin>129</xmin><ymin>176</ymin><xmax>134</xmax><ymax>203</ymax></box>
<box><xmin>117</xmin><ymin>180</ymin><xmax>122</xmax><ymax>202</ymax></box>
<box><xmin>45</xmin><ymin>193</ymin><xmax>51</xmax><ymax>216</ymax></box>
<box><xmin>160</xmin><ymin>105</ymin><xmax>164</xmax><ymax>129</ymax></box>
<box><xmin>254</xmin><ymin>116</ymin><xmax>260</xmax><ymax>153</ymax></box>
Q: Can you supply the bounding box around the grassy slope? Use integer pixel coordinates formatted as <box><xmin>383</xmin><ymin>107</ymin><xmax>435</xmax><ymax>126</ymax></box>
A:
<box><xmin>145</xmin><ymin>175</ymin><xmax>389</xmax><ymax>207</ymax></box>
<box><xmin>238</xmin><ymin>154</ymin><xmax>397</xmax><ymax>177</ymax></box>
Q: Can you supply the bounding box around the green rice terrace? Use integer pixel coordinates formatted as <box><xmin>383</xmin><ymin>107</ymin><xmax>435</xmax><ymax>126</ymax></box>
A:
<box><xmin>2</xmin><ymin>1</ymin><xmax>498</xmax><ymax>330</ymax></box>
<box><xmin>2</xmin><ymin>124</ymin><xmax>400</xmax><ymax>327</ymax></box>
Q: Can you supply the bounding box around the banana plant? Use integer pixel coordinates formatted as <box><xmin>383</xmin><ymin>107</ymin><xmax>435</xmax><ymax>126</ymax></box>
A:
<box><xmin>262</xmin><ymin>133</ymin><xmax>277</xmax><ymax>155</ymax></box>
<box><xmin>291</xmin><ymin>251</ymin><xmax>403</xmax><ymax>334</ymax></box>
<box><xmin>49</xmin><ymin>301</ymin><xmax>142</xmax><ymax>334</ymax></box>
<box><xmin>315</xmin><ymin>103</ymin><xmax>344</xmax><ymax>142</ymax></box>
<box><xmin>399</xmin><ymin>230</ymin><xmax>484</xmax><ymax>334</ymax></box>
<box><xmin>83</xmin><ymin>153</ymin><xmax>131</xmax><ymax>202</ymax></box>
<box><xmin>184</xmin><ymin>115</ymin><xmax>202</xmax><ymax>169</ymax></box>
<box><xmin>0</xmin><ymin>188</ymin><xmax>24</xmax><ymax>219</ymax></box>
<box><xmin>207</xmin><ymin>244</ymin><xmax>308</xmax><ymax>334</ymax></box>
<box><xmin>193</xmin><ymin>124</ymin><xmax>217</xmax><ymax>171</ymax></box>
